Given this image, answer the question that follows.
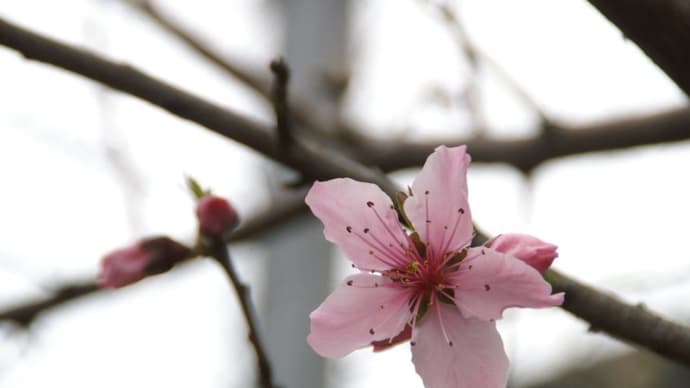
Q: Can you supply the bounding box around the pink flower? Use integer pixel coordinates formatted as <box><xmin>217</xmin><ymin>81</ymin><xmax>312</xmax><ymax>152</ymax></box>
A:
<box><xmin>196</xmin><ymin>195</ymin><xmax>239</xmax><ymax>236</ymax></box>
<box><xmin>486</xmin><ymin>233</ymin><xmax>558</xmax><ymax>274</ymax></box>
<box><xmin>98</xmin><ymin>237</ymin><xmax>190</xmax><ymax>288</ymax></box>
<box><xmin>305</xmin><ymin>145</ymin><xmax>564</xmax><ymax>388</ymax></box>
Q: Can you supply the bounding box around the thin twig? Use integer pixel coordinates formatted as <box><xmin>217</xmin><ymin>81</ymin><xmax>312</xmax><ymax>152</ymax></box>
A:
<box><xmin>0</xmin><ymin>197</ymin><xmax>305</xmax><ymax>327</ymax></box>
<box><xmin>204</xmin><ymin>237</ymin><xmax>275</xmax><ymax>388</ymax></box>
<box><xmin>2</xmin><ymin>15</ymin><xmax>690</xmax><ymax>367</ymax></box>
<box><xmin>270</xmin><ymin>57</ymin><xmax>292</xmax><ymax>147</ymax></box>
<box><xmin>125</xmin><ymin>0</ymin><xmax>327</xmax><ymax>135</ymax></box>
<box><xmin>127</xmin><ymin>0</ymin><xmax>269</xmax><ymax>97</ymax></box>
<box><xmin>423</xmin><ymin>0</ymin><xmax>551</xmax><ymax>126</ymax></box>
<box><xmin>421</xmin><ymin>0</ymin><xmax>487</xmax><ymax>134</ymax></box>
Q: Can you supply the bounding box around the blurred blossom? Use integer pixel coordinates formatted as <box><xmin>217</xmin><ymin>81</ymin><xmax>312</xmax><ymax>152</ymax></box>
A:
<box><xmin>305</xmin><ymin>145</ymin><xmax>563</xmax><ymax>388</ymax></box>
<box><xmin>196</xmin><ymin>195</ymin><xmax>240</xmax><ymax>236</ymax></box>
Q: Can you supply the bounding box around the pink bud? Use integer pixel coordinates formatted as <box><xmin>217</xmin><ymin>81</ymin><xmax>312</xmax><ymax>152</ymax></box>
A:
<box><xmin>487</xmin><ymin>233</ymin><xmax>558</xmax><ymax>274</ymax></box>
<box><xmin>98</xmin><ymin>237</ymin><xmax>191</xmax><ymax>288</ymax></box>
<box><xmin>98</xmin><ymin>245</ymin><xmax>151</xmax><ymax>288</ymax></box>
<box><xmin>196</xmin><ymin>195</ymin><xmax>239</xmax><ymax>236</ymax></box>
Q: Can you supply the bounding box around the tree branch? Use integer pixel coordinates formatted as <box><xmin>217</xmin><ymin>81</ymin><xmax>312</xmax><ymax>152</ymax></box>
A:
<box><xmin>128</xmin><ymin>0</ymin><xmax>269</xmax><ymax>97</ymax></box>
<box><xmin>2</xmin><ymin>15</ymin><xmax>690</xmax><ymax>367</ymax></box>
<box><xmin>135</xmin><ymin>0</ymin><xmax>690</xmax><ymax>172</ymax></box>
<box><xmin>0</xmin><ymin>16</ymin><xmax>399</xmax><ymax>198</ymax></box>
<box><xmin>125</xmin><ymin>0</ymin><xmax>329</xmax><ymax>135</ymax></box>
<box><xmin>270</xmin><ymin>57</ymin><xmax>292</xmax><ymax>147</ymax></box>
<box><xmin>351</xmin><ymin>106</ymin><xmax>690</xmax><ymax>173</ymax></box>
<box><xmin>0</xmin><ymin>283</ymin><xmax>99</xmax><ymax>326</ymax></box>
<box><xmin>586</xmin><ymin>0</ymin><xmax>690</xmax><ymax>96</ymax></box>
<box><xmin>548</xmin><ymin>269</ymin><xmax>690</xmax><ymax>367</ymax></box>
<box><xmin>0</xmin><ymin>195</ymin><xmax>306</xmax><ymax>327</ymax></box>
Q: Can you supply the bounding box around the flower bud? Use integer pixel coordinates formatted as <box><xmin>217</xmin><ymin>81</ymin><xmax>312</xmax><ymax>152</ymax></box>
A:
<box><xmin>486</xmin><ymin>233</ymin><xmax>558</xmax><ymax>274</ymax></box>
<box><xmin>196</xmin><ymin>195</ymin><xmax>239</xmax><ymax>237</ymax></box>
<box><xmin>98</xmin><ymin>237</ymin><xmax>191</xmax><ymax>288</ymax></box>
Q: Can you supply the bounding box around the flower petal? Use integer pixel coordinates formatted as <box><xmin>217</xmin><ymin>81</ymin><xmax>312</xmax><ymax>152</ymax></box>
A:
<box><xmin>306</xmin><ymin>178</ymin><xmax>410</xmax><ymax>271</ymax></box>
<box><xmin>404</xmin><ymin>145</ymin><xmax>473</xmax><ymax>259</ymax></box>
<box><xmin>308</xmin><ymin>274</ymin><xmax>413</xmax><ymax>358</ymax></box>
<box><xmin>411</xmin><ymin>304</ymin><xmax>509</xmax><ymax>388</ymax></box>
<box><xmin>451</xmin><ymin>247</ymin><xmax>564</xmax><ymax>321</ymax></box>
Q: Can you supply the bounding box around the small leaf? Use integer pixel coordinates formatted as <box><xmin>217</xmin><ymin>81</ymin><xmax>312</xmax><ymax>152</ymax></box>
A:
<box><xmin>186</xmin><ymin>176</ymin><xmax>211</xmax><ymax>200</ymax></box>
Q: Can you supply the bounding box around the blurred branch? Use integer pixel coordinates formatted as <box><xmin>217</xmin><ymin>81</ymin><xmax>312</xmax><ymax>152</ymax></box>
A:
<box><xmin>204</xmin><ymin>237</ymin><xmax>276</xmax><ymax>388</ymax></box>
<box><xmin>422</xmin><ymin>0</ymin><xmax>550</xmax><ymax>128</ymax></box>
<box><xmin>421</xmin><ymin>0</ymin><xmax>486</xmax><ymax>133</ymax></box>
<box><xmin>270</xmin><ymin>57</ymin><xmax>292</xmax><ymax>147</ymax></box>
<box><xmin>3</xmin><ymin>15</ymin><xmax>690</xmax><ymax>368</ymax></box>
<box><xmin>229</xmin><ymin>196</ymin><xmax>307</xmax><ymax>242</ymax></box>
<box><xmin>135</xmin><ymin>0</ymin><xmax>690</xmax><ymax>174</ymax></box>
<box><xmin>351</xmin><ymin>106</ymin><xmax>690</xmax><ymax>173</ymax></box>
<box><xmin>0</xmin><ymin>196</ymin><xmax>306</xmax><ymax>327</ymax></box>
<box><xmin>127</xmin><ymin>0</ymin><xmax>269</xmax><ymax>97</ymax></box>
<box><xmin>548</xmin><ymin>269</ymin><xmax>690</xmax><ymax>368</ymax></box>
<box><xmin>0</xmin><ymin>283</ymin><xmax>99</xmax><ymax>326</ymax></box>
<box><xmin>586</xmin><ymin>0</ymin><xmax>690</xmax><ymax>97</ymax></box>
<box><xmin>125</xmin><ymin>0</ymin><xmax>329</xmax><ymax>135</ymax></box>
<box><xmin>0</xmin><ymin>16</ymin><xmax>399</xmax><ymax>198</ymax></box>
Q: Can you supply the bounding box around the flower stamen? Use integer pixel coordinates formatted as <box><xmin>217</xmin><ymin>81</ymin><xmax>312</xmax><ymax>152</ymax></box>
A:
<box><xmin>433</xmin><ymin>294</ymin><xmax>453</xmax><ymax>347</ymax></box>
<box><xmin>367</xmin><ymin>202</ymin><xmax>409</xmax><ymax>256</ymax></box>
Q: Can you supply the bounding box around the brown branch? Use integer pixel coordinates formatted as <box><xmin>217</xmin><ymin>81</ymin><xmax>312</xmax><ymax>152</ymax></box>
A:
<box><xmin>128</xmin><ymin>0</ymin><xmax>269</xmax><ymax>97</ymax></box>
<box><xmin>586</xmin><ymin>0</ymin><xmax>690</xmax><ymax>96</ymax></box>
<box><xmin>0</xmin><ymin>196</ymin><xmax>306</xmax><ymax>327</ymax></box>
<box><xmin>229</xmin><ymin>196</ymin><xmax>307</xmax><ymax>242</ymax></box>
<box><xmin>67</xmin><ymin>1</ymin><xmax>690</xmax><ymax>174</ymax></box>
<box><xmin>125</xmin><ymin>0</ymin><xmax>328</xmax><ymax>135</ymax></box>
<box><xmin>548</xmin><ymin>269</ymin><xmax>690</xmax><ymax>367</ymax></box>
<box><xmin>0</xmin><ymin>283</ymin><xmax>99</xmax><ymax>326</ymax></box>
<box><xmin>352</xmin><ymin>106</ymin><xmax>690</xmax><ymax>173</ymax></box>
<box><xmin>0</xmin><ymin>16</ymin><xmax>399</xmax><ymax>198</ymax></box>
<box><xmin>204</xmin><ymin>237</ymin><xmax>276</xmax><ymax>388</ymax></box>
<box><xmin>270</xmin><ymin>57</ymin><xmax>292</xmax><ymax>146</ymax></box>
<box><xmin>2</xmin><ymin>15</ymin><xmax>690</xmax><ymax>368</ymax></box>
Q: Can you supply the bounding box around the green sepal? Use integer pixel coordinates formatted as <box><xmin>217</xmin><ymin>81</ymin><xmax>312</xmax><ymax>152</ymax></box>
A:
<box><xmin>395</xmin><ymin>191</ymin><xmax>414</xmax><ymax>230</ymax></box>
<box><xmin>438</xmin><ymin>288</ymin><xmax>455</xmax><ymax>305</ymax></box>
<box><xmin>409</xmin><ymin>232</ymin><xmax>427</xmax><ymax>259</ymax></box>
<box><xmin>445</xmin><ymin>249</ymin><xmax>467</xmax><ymax>271</ymax></box>
<box><xmin>416</xmin><ymin>296</ymin><xmax>430</xmax><ymax>321</ymax></box>
<box><xmin>186</xmin><ymin>176</ymin><xmax>211</xmax><ymax>200</ymax></box>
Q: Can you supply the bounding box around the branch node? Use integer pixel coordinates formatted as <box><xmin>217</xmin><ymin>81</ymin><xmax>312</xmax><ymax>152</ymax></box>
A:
<box><xmin>270</xmin><ymin>57</ymin><xmax>292</xmax><ymax>148</ymax></box>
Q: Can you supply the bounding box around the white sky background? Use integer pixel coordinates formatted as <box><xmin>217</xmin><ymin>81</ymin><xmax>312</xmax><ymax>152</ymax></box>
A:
<box><xmin>0</xmin><ymin>0</ymin><xmax>689</xmax><ymax>388</ymax></box>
